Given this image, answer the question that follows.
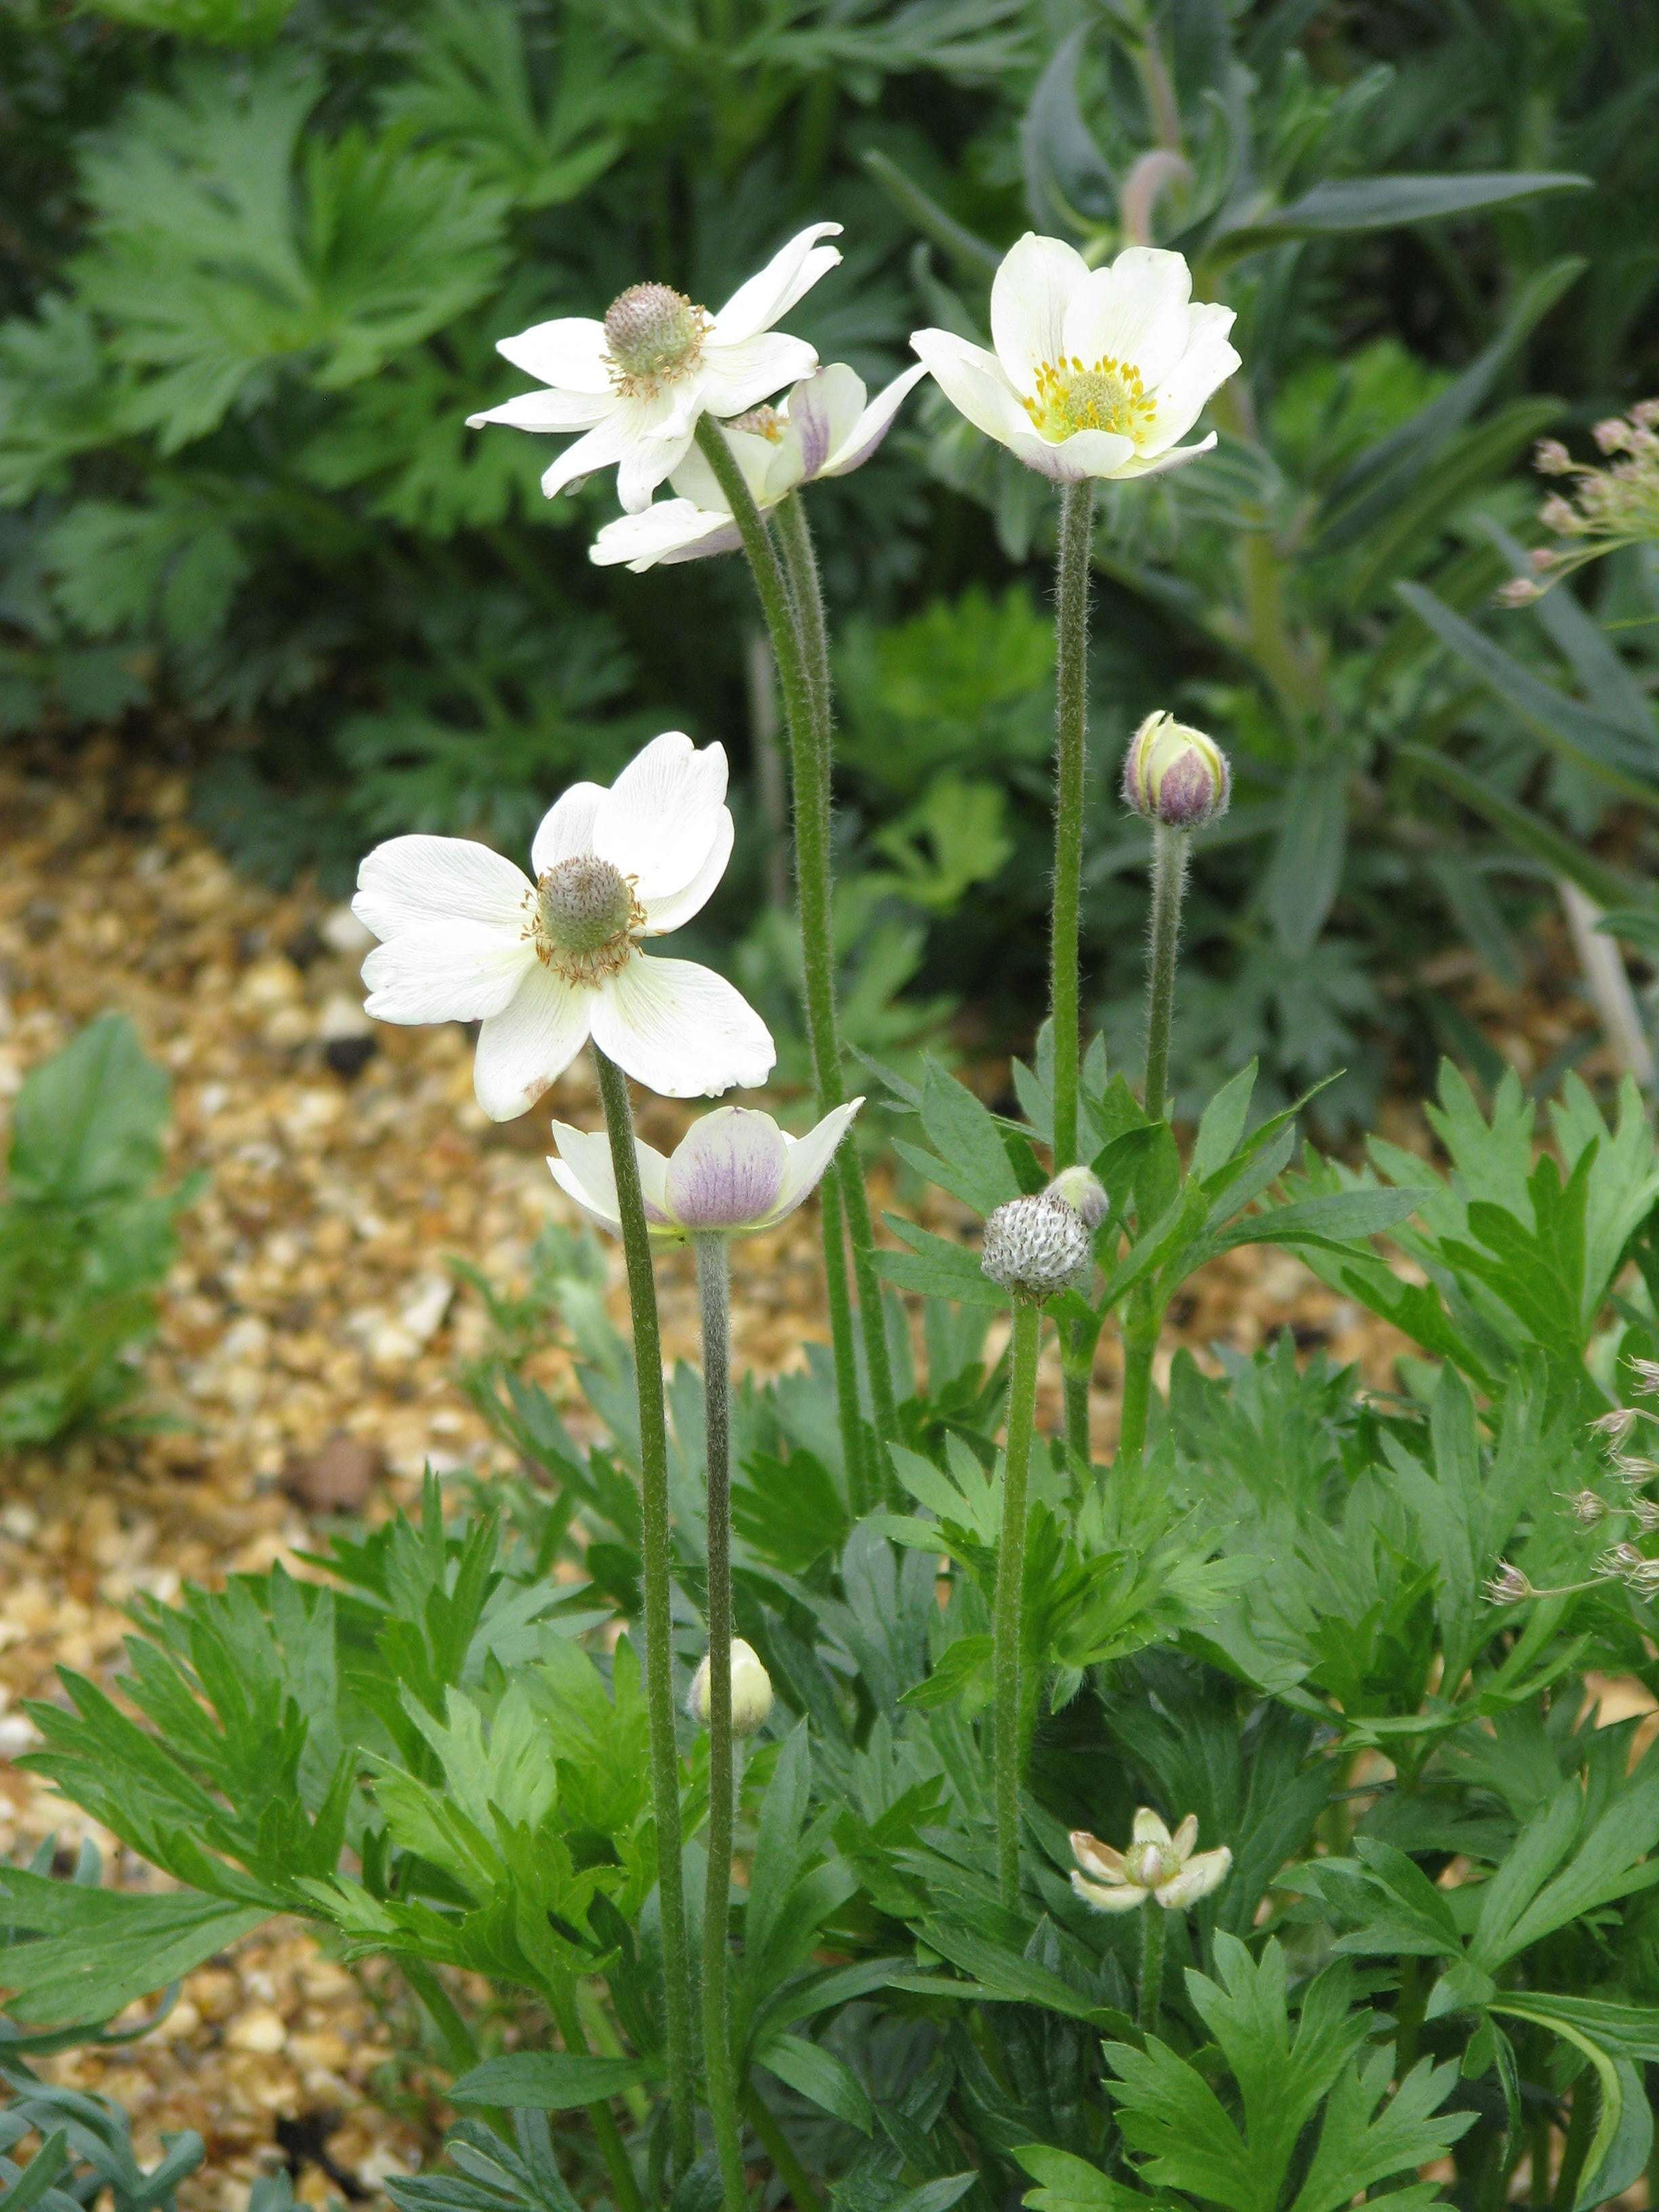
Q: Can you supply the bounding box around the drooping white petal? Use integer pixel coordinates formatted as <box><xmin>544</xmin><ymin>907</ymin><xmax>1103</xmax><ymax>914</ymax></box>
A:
<box><xmin>594</xmin><ymin>731</ymin><xmax>729</xmax><ymax>904</ymax></box>
<box><xmin>530</xmin><ymin>783</ymin><xmax>607</xmax><ymax>876</ymax></box>
<box><xmin>1062</xmin><ymin>249</ymin><xmax>1195</xmax><ymax>388</ymax></box>
<box><xmin>909</xmin><ymin>330</ymin><xmax>1034</xmax><ymax>447</ymax></box>
<box><xmin>539</xmin><ymin>407</ymin><xmax>638</xmax><ymax>500</ymax></box>
<box><xmin>821</xmin><ymin>363</ymin><xmax>929</xmax><ymax>478</ymax></box>
<box><xmin>361</xmin><ymin>924</ymin><xmax>532</xmax><ymax>1024</ymax></box>
<box><xmin>1071</xmin><ymin>1870</ymin><xmax>1149</xmax><ymax>1914</ymax></box>
<box><xmin>1156</xmin><ymin>1847</ymin><xmax>1231</xmax><ymax>1910</ymax></box>
<box><xmin>548</xmin><ymin>1120</ymin><xmax>676</xmax><ymax>1233</ymax></box>
<box><xmin>668</xmin><ymin>426</ymin><xmax>770</xmax><ymax>512</ymax></box>
<box><xmin>1131</xmin><ymin>1807</ymin><xmax>1173</xmax><ymax>1849</ymax></box>
<box><xmin>1109</xmin><ymin>432</ymin><xmax>1218</xmax><ymax>480</ymax></box>
<box><xmin>1140</xmin><ymin>319</ymin><xmax>1242</xmax><ymax>455</ymax></box>
<box><xmin>496</xmin><ymin>318</ymin><xmax>614</xmax><ymax>392</ymax></box>
<box><xmin>665</xmin><ymin>1107</ymin><xmax>790</xmax><ymax>1230</ymax></box>
<box><xmin>466</xmin><ymin>386</ymin><xmax>615</xmax><ymax>434</ymax></box>
<box><xmin>1008</xmin><ymin>425</ymin><xmax>1136</xmax><ymax>482</ymax></box>
<box><xmin>1070</xmin><ymin>1830</ymin><xmax>1128</xmax><ymax>1884</ymax></box>
<box><xmin>990</xmin><ymin>232</ymin><xmax>1090</xmax><ymax>393</ymax></box>
<box><xmin>354</xmin><ymin>834</ymin><xmax>533</xmax><ymax>941</ymax></box>
<box><xmin>638</xmin><ymin>809</ymin><xmax>734</xmax><ymax>933</ymax></box>
<box><xmin>701</xmin><ymin>331</ymin><xmax>820</xmax><ymax>419</ymax></box>
<box><xmin>590</xmin><ymin>501</ymin><xmax>744</xmax><ymax>572</ymax></box>
<box><xmin>472</xmin><ymin>965</ymin><xmax>592</xmax><ymax>1120</ymax></box>
<box><xmin>591</xmin><ymin>954</ymin><xmax>775</xmax><ymax>1097</ymax></box>
<box><xmin>761</xmin><ymin>1099</ymin><xmax>863</xmax><ymax>1225</ymax></box>
<box><xmin>711</xmin><ymin>222</ymin><xmax>844</xmax><ymax>346</ymax></box>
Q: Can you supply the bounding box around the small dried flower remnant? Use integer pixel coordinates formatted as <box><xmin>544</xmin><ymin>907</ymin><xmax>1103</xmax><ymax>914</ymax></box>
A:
<box><xmin>549</xmin><ymin>1100</ymin><xmax>860</xmax><ymax>1241</ymax></box>
<box><xmin>689</xmin><ymin>1641</ymin><xmax>773</xmax><ymax>1736</ymax></box>
<box><xmin>981</xmin><ymin>1191</ymin><xmax>1092</xmax><ymax>1303</ymax></box>
<box><xmin>910</xmin><ymin>235</ymin><xmax>1240</xmax><ymax>485</ymax></box>
<box><xmin>1562</xmin><ymin>1488</ymin><xmax>1610</xmax><ymax>1528</ymax></box>
<box><xmin>1627</xmin><ymin>1357</ymin><xmax>1659</xmax><ymax>1397</ymax></box>
<box><xmin>468</xmin><ymin>224</ymin><xmax>842</xmax><ymax>512</ymax></box>
<box><xmin>1484</xmin><ymin>1561</ymin><xmax>1535</xmax><ymax>1605</ymax></box>
<box><xmin>1498</xmin><ymin>403</ymin><xmax>1659</xmax><ymax>605</ymax></box>
<box><xmin>1070</xmin><ymin>1808</ymin><xmax>1231</xmax><ymax>1914</ymax></box>
<box><xmin>353</xmin><ymin>732</ymin><xmax>774</xmax><ymax>1115</ymax></box>
<box><xmin>1122</xmin><ymin>711</ymin><xmax>1231</xmax><ymax>828</ymax></box>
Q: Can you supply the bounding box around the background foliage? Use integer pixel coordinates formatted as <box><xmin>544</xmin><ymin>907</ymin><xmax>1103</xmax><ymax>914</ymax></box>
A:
<box><xmin>3</xmin><ymin>0</ymin><xmax>1659</xmax><ymax>1111</ymax></box>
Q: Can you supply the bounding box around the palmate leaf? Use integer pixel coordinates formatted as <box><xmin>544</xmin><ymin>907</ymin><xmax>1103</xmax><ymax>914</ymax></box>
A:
<box><xmin>0</xmin><ymin>1872</ymin><xmax>269</xmax><ymax>2027</ymax></box>
<box><xmin>75</xmin><ymin>61</ymin><xmax>509</xmax><ymax>451</ymax></box>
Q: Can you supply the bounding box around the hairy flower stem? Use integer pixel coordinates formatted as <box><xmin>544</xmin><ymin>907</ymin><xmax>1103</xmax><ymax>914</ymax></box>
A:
<box><xmin>693</xmin><ymin>1233</ymin><xmax>747</xmax><ymax>2212</ymax></box>
<box><xmin>550</xmin><ymin>1982</ymin><xmax>647</xmax><ymax>2212</ymax></box>
<box><xmin>1118</xmin><ymin>825</ymin><xmax>1189</xmax><ymax>1462</ymax></box>
<box><xmin>590</xmin><ymin>1045</ymin><xmax>695</xmax><ymax>2179</ymax></box>
<box><xmin>994</xmin><ymin>1301</ymin><xmax>1042</xmax><ymax>1910</ymax></box>
<box><xmin>1052</xmin><ymin>483</ymin><xmax>1096</xmax><ymax>1472</ymax></box>
<box><xmin>1137</xmin><ymin>1900</ymin><xmax>1166</xmax><ymax>2034</ymax></box>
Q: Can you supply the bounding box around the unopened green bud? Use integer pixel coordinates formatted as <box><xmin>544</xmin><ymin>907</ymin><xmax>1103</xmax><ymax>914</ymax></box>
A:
<box><xmin>1046</xmin><ymin>1164</ymin><xmax>1108</xmax><ymax>1231</ymax></box>
<box><xmin>1122</xmin><ymin>711</ymin><xmax>1230</xmax><ymax>829</ymax></box>
<box><xmin>689</xmin><ymin>1638</ymin><xmax>773</xmax><ymax>1736</ymax></box>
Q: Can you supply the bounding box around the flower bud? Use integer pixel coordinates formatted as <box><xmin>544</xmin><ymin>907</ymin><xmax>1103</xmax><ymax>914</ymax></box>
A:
<box><xmin>1534</xmin><ymin>438</ymin><xmax>1572</xmax><ymax>476</ymax></box>
<box><xmin>1483</xmin><ymin>1561</ymin><xmax>1534</xmax><ymax>1605</ymax></box>
<box><xmin>981</xmin><ymin>1192</ymin><xmax>1091</xmax><ymax>1303</ymax></box>
<box><xmin>1562</xmin><ymin>1488</ymin><xmax>1609</xmax><ymax>1528</ymax></box>
<box><xmin>1626</xmin><ymin>1357</ymin><xmax>1659</xmax><ymax>1397</ymax></box>
<box><xmin>1045</xmin><ymin>1165</ymin><xmax>1108</xmax><ymax>1231</ymax></box>
<box><xmin>689</xmin><ymin>1639</ymin><xmax>773</xmax><ymax>1737</ymax></box>
<box><xmin>1121</xmin><ymin>712</ymin><xmax>1231</xmax><ymax>829</ymax></box>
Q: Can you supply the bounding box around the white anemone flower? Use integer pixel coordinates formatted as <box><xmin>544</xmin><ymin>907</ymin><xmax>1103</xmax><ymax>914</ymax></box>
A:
<box><xmin>1069</xmin><ymin>1809</ymin><xmax>1231</xmax><ymax>1914</ymax></box>
<box><xmin>548</xmin><ymin>1099</ymin><xmax>861</xmax><ymax>1240</ymax></box>
<box><xmin>911</xmin><ymin>234</ymin><xmax>1240</xmax><ymax>484</ymax></box>
<box><xmin>352</xmin><ymin>732</ymin><xmax>773</xmax><ymax>1118</ymax></box>
<box><xmin>589</xmin><ymin>361</ymin><xmax>928</xmax><ymax>571</ymax></box>
<box><xmin>466</xmin><ymin>224</ymin><xmax>843</xmax><ymax>514</ymax></box>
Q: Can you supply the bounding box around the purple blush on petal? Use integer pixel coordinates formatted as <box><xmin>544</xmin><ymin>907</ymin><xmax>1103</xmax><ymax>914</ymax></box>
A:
<box><xmin>792</xmin><ymin>378</ymin><xmax>834</xmax><ymax>480</ymax></box>
<box><xmin>667</xmin><ymin>1109</ymin><xmax>787</xmax><ymax>1229</ymax></box>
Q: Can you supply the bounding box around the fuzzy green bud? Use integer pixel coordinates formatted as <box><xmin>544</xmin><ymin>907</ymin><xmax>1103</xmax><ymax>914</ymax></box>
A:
<box><xmin>689</xmin><ymin>1639</ymin><xmax>773</xmax><ymax>1737</ymax></box>
<box><xmin>1045</xmin><ymin>1164</ymin><xmax>1108</xmax><ymax>1231</ymax></box>
<box><xmin>1122</xmin><ymin>711</ymin><xmax>1230</xmax><ymax>829</ymax></box>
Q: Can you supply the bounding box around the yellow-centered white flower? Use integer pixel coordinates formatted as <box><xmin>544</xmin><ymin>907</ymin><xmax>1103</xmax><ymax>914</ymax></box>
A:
<box><xmin>353</xmin><ymin>733</ymin><xmax>773</xmax><ymax>1118</ymax></box>
<box><xmin>911</xmin><ymin>235</ymin><xmax>1239</xmax><ymax>484</ymax></box>
<box><xmin>467</xmin><ymin>224</ymin><xmax>842</xmax><ymax>513</ymax></box>
<box><xmin>590</xmin><ymin>361</ymin><xmax>928</xmax><ymax>571</ymax></box>
<box><xmin>548</xmin><ymin>1099</ymin><xmax>861</xmax><ymax>1240</ymax></box>
<box><xmin>1069</xmin><ymin>1807</ymin><xmax>1231</xmax><ymax>1913</ymax></box>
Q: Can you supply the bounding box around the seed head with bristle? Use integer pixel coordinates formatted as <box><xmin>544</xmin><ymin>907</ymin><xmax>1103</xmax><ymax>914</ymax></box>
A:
<box><xmin>981</xmin><ymin>1192</ymin><xmax>1092</xmax><ymax>1303</ymax></box>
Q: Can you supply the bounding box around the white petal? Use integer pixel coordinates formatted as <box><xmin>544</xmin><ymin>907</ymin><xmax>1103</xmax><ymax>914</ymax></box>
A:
<box><xmin>594</xmin><ymin>732</ymin><xmax>729</xmax><ymax>904</ymax></box>
<box><xmin>548</xmin><ymin>1121</ymin><xmax>675</xmax><ymax>1233</ymax></box>
<box><xmin>354</xmin><ymin>834</ymin><xmax>533</xmax><ymax>941</ymax></box>
<box><xmin>466</xmin><ymin>386</ymin><xmax>613</xmax><ymax>434</ymax></box>
<box><xmin>666</xmin><ymin>427</ymin><xmax>764</xmax><ymax>512</ymax></box>
<box><xmin>361</xmin><ymin>924</ymin><xmax>532</xmax><ymax>1023</ymax></box>
<box><xmin>1131</xmin><ymin>1807</ymin><xmax>1172</xmax><ymax>1849</ymax></box>
<box><xmin>1008</xmin><ymin>425</ymin><xmax>1136</xmax><ymax>482</ymax></box>
<box><xmin>1069</xmin><ymin>1830</ymin><xmax>1128</xmax><ymax>1884</ymax></box>
<box><xmin>759</xmin><ymin>1099</ymin><xmax>863</xmax><ymax>1227</ymax></box>
<box><xmin>539</xmin><ymin>407</ymin><xmax>637</xmax><ymax>501</ymax></box>
<box><xmin>591</xmin><ymin>954</ymin><xmax>775</xmax><ymax>1098</ymax></box>
<box><xmin>496</xmin><ymin>318</ymin><xmax>613</xmax><ymax>392</ymax></box>
<box><xmin>1071</xmin><ymin>1870</ymin><xmax>1149</xmax><ymax>1914</ymax></box>
<box><xmin>1170</xmin><ymin>1813</ymin><xmax>1199</xmax><ymax>1860</ymax></box>
<box><xmin>665</xmin><ymin>1107</ymin><xmax>790</xmax><ymax>1230</ymax></box>
<box><xmin>590</xmin><ymin>501</ymin><xmax>743</xmax><ymax>572</ymax></box>
<box><xmin>909</xmin><ymin>329</ymin><xmax>1033</xmax><ymax>448</ymax></box>
<box><xmin>821</xmin><ymin>363</ymin><xmax>928</xmax><ymax>478</ymax></box>
<box><xmin>701</xmin><ymin>331</ymin><xmax>820</xmax><ymax>418</ymax></box>
<box><xmin>787</xmin><ymin>364</ymin><xmax>866</xmax><ymax>480</ymax></box>
<box><xmin>990</xmin><ymin>232</ymin><xmax>1089</xmax><ymax>392</ymax></box>
<box><xmin>1110</xmin><ymin>432</ymin><xmax>1217</xmax><ymax>481</ymax></box>
<box><xmin>1141</xmin><ymin>314</ymin><xmax>1240</xmax><ymax>455</ymax></box>
<box><xmin>472</xmin><ymin>966</ymin><xmax>592</xmax><ymax>1121</ymax></box>
<box><xmin>1156</xmin><ymin>1847</ymin><xmax>1231</xmax><ymax>1910</ymax></box>
<box><xmin>711</xmin><ymin>223</ymin><xmax>844</xmax><ymax>346</ymax></box>
<box><xmin>617</xmin><ymin>416</ymin><xmax>695</xmax><ymax>514</ymax></box>
<box><xmin>530</xmin><ymin>783</ymin><xmax>606</xmax><ymax>876</ymax></box>
<box><xmin>639</xmin><ymin>809</ymin><xmax>734</xmax><ymax>933</ymax></box>
<box><xmin>1062</xmin><ymin>249</ymin><xmax>1195</xmax><ymax>388</ymax></box>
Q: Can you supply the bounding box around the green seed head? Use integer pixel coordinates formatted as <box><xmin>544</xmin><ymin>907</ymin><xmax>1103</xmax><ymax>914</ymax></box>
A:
<box><xmin>604</xmin><ymin>284</ymin><xmax>703</xmax><ymax>382</ymax></box>
<box><xmin>537</xmin><ymin>856</ymin><xmax>634</xmax><ymax>958</ymax></box>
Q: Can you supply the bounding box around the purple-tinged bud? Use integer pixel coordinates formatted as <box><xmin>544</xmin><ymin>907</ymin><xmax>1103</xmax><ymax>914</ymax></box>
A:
<box><xmin>1121</xmin><ymin>712</ymin><xmax>1230</xmax><ymax>829</ymax></box>
<box><xmin>1483</xmin><ymin>1561</ymin><xmax>1534</xmax><ymax>1604</ymax></box>
<box><xmin>1046</xmin><ymin>1164</ymin><xmax>1108</xmax><ymax>1231</ymax></box>
<box><xmin>1534</xmin><ymin>438</ymin><xmax>1572</xmax><ymax>476</ymax></box>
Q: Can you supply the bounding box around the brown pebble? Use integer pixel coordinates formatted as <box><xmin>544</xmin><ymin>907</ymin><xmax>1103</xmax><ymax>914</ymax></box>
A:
<box><xmin>279</xmin><ymin>1435</ymin><xmax>385</xmax><ymax>1515</ymax></box>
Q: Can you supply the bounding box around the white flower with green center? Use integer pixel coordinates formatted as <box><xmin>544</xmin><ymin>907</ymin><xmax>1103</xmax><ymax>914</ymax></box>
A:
<box><xmin>910</xmin><ymin>234</ymin><xmax>1240</xmax><ymax>483</ymax></box>
<box><xmin>352</xmin><ymin>732</ymin><xmax>773</xmax><ymax>1117</ymax></box>
<box><xmin>466</xmin><ymin>224</ymin><xmax>842</xmax><ymax>514</ymax></box>
<box><xmin>548</xmin><ymin>1099</ymin><xmax>861</xmax><ymax>1240</ymax></box>
<box><xmin>589</xmin><ymin>361</ymin><xmax>928</xmax><ymax>570</ymax></box>
<box><xmin>1069</xmin><ymin>1808</ymin><xmax>1232</xmax><ymax>1913</ymax></box>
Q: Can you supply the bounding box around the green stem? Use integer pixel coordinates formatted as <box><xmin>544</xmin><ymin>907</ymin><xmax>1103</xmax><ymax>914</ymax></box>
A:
<box><xmin>1142</xmin><ymin>822</ymin><xmax>1188</xmax><ymax>1124</ymax></box>
<box><xmin>1552</xmin><ymin>2068</ymin><xmax>1595</xmax><ymax>2212</ymax></box>
<box><xmin>818</xmin><ymin>1171</ymin><xmax>870</xmax><ymax>1513</ymax></box>
<box><xmin>1063</xmin><ymin>1343</ymin><xmax>1091</xmax><ymax>1467</ymax></box>
<box><xmin>691</xmin><ymin>422</ymin><xmax>876</xmax><ymax>1499</ymax></box>
<box><xmin>1117</xmin><ymin>1312</ymin><xmax>1158</xmax><ymax>1464</ymax></box>
<box><xmin>590</xmin><ymin>1045</ymin><xmax>695</xmax><ymax>2180</ymax></box>
<box><xmin>1137</xmin><ymin>1902</ymin><xmax>1167</xmax><ymax>2034</ymax></box>
<box><xmin>771</xmin><ymin>489</ymin><xmax>902</xmax><ymax>1501</ymax></box>
<box><xmin>399</xmin><ymin>1957</ymin><xmax>478</xmax><ymax>2080</ymax></box>
<box><xmin>1050</xmin><ymin>478</ymin><xmax>1096</xmax><ymax>1177</ymax></box>
<box><xmin>693</xmin><ymin>1233</ymin><xmax>747</xmax><ymax>2212</ymax></box>
<box><xmin>551</xmin><ymin>1981</ymin><xmax>648</xmax><ymax>2212</ymax></box>
<box><xmin>994</xmin><ymin>1301</ymin><xmax>1042</xmax><ymax>1910</ymax></box>
<box><xmin>745</xmin><ymin>2089</ymin><xmax>828</xmax><ymax>2212</ymax></box>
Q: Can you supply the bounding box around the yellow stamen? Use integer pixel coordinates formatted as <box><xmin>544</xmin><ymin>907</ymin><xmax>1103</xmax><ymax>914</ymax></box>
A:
<box><xmin>1023</xmin><ymin>354</ymin><xmax>1155</xmax><ymax>444</ymax></box>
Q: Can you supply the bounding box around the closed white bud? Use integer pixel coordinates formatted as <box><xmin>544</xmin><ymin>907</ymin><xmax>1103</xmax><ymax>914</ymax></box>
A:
<box><xmin>689</xmin><ymin>1639</ymin><xmax>773</xmax><ymax>1736</ymax></box>
<box><xmin>1046</xmin><ymin>1164</ymin><xmax>1108</xmax><ymax>1231</ymax></box>
<box><xmin>981</xmin><ymin>1192</ymin><xmax>1092</xmax><ymax>1303</ymax></box>
<box><xmin>1122</xmin><ymin>711</ymin><xmax>1231</xmax><ymax>829</ymax></box>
